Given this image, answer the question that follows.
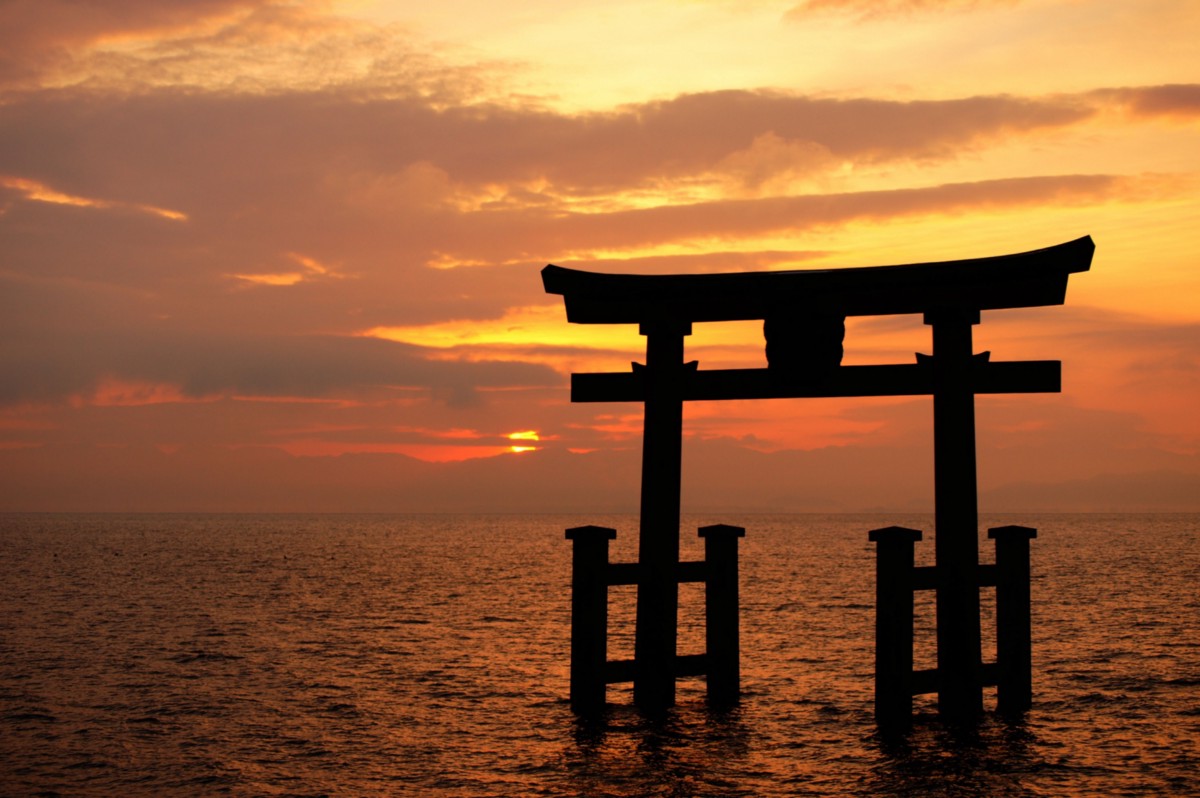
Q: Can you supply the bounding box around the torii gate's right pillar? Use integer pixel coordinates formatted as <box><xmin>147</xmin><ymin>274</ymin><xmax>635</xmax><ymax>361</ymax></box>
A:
<box><xmin>927</xmin><ymin>308</ymin><xmax>984</xmax><ymax>720</ymax></box>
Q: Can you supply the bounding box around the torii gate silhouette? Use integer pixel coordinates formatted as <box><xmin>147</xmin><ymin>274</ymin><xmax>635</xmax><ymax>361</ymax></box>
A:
<box><xmin>543</xmin><ymin>236</ymin><xmax>1093</xmax><ymax>725</ymax></box>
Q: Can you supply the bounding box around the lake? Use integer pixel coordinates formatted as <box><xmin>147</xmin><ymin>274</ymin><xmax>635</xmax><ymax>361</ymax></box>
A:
<box><xmin>1</xmin><ymin>513</ymin><xmax>1197</xmax><ymax>796</ymax></box>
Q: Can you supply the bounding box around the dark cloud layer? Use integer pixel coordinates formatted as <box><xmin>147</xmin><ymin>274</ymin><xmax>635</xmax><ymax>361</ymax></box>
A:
<box><xmin>0</xmin><ymin>86</ymin><xmax>1109</xmax><ymax>199</ymax></box>
<box><xmin>1</xmin><ymin>272</ymin><xmax>560</xmax><ymax>404</ymax></box>
<box><xmin>1093</xmin><ymin>84</ymin><xmax>1200</xmax><ymax>120</ymax></box>
<box><xmin>0</xmin><ymin>325</ymin><xmax>560</xmax><ymax>406</ymax></box>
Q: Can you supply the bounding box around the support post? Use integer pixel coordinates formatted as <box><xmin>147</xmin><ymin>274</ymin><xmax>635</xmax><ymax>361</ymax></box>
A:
<box><xmin>925</xmin><ymin>309</ymin><xmax>984</xmax><ymax>721</ymax></box>
<box><xmin>699</xmin><ymin>524</ymin><xmax>745</xmax><ymax>707</ymax></box>
<box><xmin>566</xmin><ymin>525</ymin><xmax>617</xmax><ymax>714</ymax></box>
<box><xmin>988</xmin><ymin>525</ymin><xmax>1036</xmax><ymax>715</ymax></box>
<box><xmin>633</xmin><ymin>320</ymin><xmax>691</xmax><ymax>711</ymax></box>
<box><xmin>870</xmin><ymin>526</ymin><xmax>922</xmax><ymax>730</ymax></box>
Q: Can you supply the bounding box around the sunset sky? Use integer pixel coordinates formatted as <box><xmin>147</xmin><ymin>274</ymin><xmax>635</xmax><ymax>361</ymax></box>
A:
<box><xmin>1</xmin><ymin>0</ymin><xmax>1198</xmax><ymax>512</ymax></box>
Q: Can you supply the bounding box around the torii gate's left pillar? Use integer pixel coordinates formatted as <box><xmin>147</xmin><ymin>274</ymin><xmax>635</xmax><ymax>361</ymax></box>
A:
<box><xmin>927</xmin><ymin>309</ymin><xmax>984</xmax><ymax>721</ymax></box>
<box><xmin>633</xmin><ymin>320</ymin><xmax>691</xmax><ymax>711</ymax></box>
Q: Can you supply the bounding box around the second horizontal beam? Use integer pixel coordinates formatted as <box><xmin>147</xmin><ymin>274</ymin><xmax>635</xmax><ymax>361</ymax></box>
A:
<box><xmin>572</xmin><ymin>361</ymin><xmax>1061</xmax><ymax>403</ymax></box>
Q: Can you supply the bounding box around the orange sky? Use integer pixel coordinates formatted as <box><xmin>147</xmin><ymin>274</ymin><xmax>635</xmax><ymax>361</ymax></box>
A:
<box><xmin>1</xmin><ymin>0</ymin><xmax>1198</xmax><ymax>511</ymax></box>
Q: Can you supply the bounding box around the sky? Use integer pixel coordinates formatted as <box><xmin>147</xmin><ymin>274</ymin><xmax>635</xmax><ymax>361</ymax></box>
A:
<box><xmin>1</xmin><ymin>0</ymin><xmax>1198</xmax><ymax>512</ymax></box>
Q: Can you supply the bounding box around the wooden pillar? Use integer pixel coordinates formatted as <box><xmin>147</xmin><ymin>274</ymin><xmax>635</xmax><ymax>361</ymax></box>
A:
<box><xmin>925</xmin><ymin>308</ymin><xmax>984</xmax><ymax>721</ymax></box>
<box><xmin>699</xmin><ymin>524</ymin><xmax>745</xmax><ymax>707</ymax></box>
<box><xmin>989</xmin><ymin>525</ymin><xmax>1036</xmax><ymax>715</ymax></box>
<box><xmin>633</xmin><ymin>320</ymin><xmax>690</xmax><ymax>711</ymax></box>
<box><xmin>566</xmin><ymin>525</ymin><xmax>616</xmax><ymax>714</ymax></box>
<box><xmin>869</xmin><ymin>526</ymin><xmax>922</xmax><ymax>729</ymax></box>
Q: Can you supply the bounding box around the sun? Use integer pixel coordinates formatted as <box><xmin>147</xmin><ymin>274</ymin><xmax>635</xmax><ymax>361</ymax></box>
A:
<box><xmin>506</xmin><ymin>432</ymin><xmax>540</xmax><ymax>451</ymax></box>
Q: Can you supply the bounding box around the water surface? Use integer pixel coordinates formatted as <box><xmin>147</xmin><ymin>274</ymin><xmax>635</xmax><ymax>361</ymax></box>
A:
<box><xmin>1</xmin><ymin>513</ymin><xmax>1196</xmax><ymax>796</ymax></box>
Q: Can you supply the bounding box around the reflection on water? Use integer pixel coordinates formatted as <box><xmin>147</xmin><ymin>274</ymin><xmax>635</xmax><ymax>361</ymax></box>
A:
<box><xmin>567</xmin><ymin>706</ymin><xmax>758</xmax><ymax>797</ymax></box>
<box><xmin>0</xmin><ymin>513</ymin><xmax>1197</xmax><ymax>796</ymax></box>
<box><xmin>870</xmin><ymin>715</ymin><xmax>1045</xmax><ymax>798</ymax></box>
<box><xmin>565</xmin><ymin>704</ymin><xmax>1059</xmax><ymax>798</ymax></box>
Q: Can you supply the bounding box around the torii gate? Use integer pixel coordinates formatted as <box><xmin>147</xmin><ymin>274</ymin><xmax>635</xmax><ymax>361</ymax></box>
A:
<box><xmin>544</xmin><ymin>236</ymin><xmax>1093</xmax><ymax>724</ymax></box>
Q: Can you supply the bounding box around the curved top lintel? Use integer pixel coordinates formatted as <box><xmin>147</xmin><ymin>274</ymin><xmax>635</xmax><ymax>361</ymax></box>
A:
<box><xmin>543</xmin><ymin>236</ymin><xmax>1093</xmax><ymax>324</ymax></box>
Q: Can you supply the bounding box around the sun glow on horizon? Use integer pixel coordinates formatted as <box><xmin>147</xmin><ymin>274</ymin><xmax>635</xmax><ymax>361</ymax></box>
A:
<box><xmin>507</xmin><ymin>429</ymin><xmax>540</xmax><ymax>453</ymax></box>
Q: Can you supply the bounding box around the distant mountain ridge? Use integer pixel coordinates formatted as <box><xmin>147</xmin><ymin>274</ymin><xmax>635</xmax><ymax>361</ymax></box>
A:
<box><xmin>2</xmin><ymin>438</ymin><xmax>1197</xmax><ymax>513</ymax></box>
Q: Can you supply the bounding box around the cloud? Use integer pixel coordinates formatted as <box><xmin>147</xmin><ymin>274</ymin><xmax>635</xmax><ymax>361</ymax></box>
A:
<box><xmin>553</xmin><ymin>249</ymin><xmax>830</xmax><ymax>274</ymax></box>
<box><xmin>1091</xmin><ymin>84</ymin><xmax>1200</xmax><ymax>121</ymax></box>
<box><xmin>0</xmin><ymin>86</ymin><xmax>1106</xmax><ymax>205</ymax></box>
<box><xmin>228</xmin><ymin>251</ymin><xmax>345</xmax><ymax>286</ymax></box>
<box><xmin>0</xmin><ymin>0</ymin><xmax>263</xmax><ymax>48</ymax></box>
<box><xmin>786</xmin><ymin>0</ymin><xmax>1024</xmax><ymax>22</ymax></box>
<box><xmin>0</xmin><ymin>0</ymin><xmax>273</xmax><ymax>89</ymax></box>
<box><xmin>0</xmin><ymin>314</ymin><xmax>561</xmax><ymax>406</ymax></box>
<box><xmin>458</xmin><ymin>173</ymin><xmax>1137</xmax><ymax>258</ymax></box>
<box><xmin>1</xmin><ymin>84</ymin><xmax>1177</xmax><ymax>228</ymax></box>
<box><xmin>0</xmin><ymin>0</ymin><xmax>507</xmax><ymax>106</ymax></box>
<box><xmin>0</xmin><ymin>174</ymin><xmax>187</xmax><ymax>220</ymax></box>
<box><xmin>3</xmin><ymin>83</ymin><xmax>1175</xmax><ymax>284</ymax></box>
<box><xmin>428</xmin><ymin>89</ymin><xmax>1096</xmax><ymax>191</ymax></box>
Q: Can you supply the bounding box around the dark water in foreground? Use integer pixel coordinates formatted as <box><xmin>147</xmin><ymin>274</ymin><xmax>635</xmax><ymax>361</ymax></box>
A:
<box><xmin>1</xmin><ymin>513</ymin><xmax>1197</xmax><ymax>796</ymax></box>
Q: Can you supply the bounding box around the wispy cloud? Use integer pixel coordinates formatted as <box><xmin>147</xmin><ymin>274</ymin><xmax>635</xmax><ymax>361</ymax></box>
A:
<box><xmin>0</xmin><ymin>0</ymin><xmax>506</xmax><ymax>102</ymax></box>
<box><xmin>228</xmin><ymin>251</ymin><xmax>346</xmax><ymax>287</ymax></box>
<box><xmin>1</xmin><ymin>175</ymin><xmax>187</xmax><ymax>220</ymax></box>
<box><xmin>786</xmin><ymin>0</ymin><xmax>1025</xmax><ymax>22</ymax></box>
